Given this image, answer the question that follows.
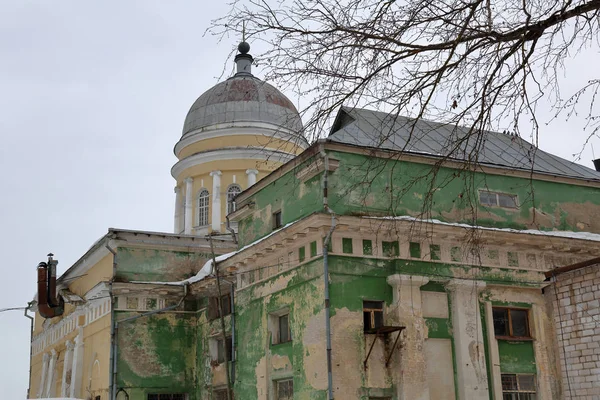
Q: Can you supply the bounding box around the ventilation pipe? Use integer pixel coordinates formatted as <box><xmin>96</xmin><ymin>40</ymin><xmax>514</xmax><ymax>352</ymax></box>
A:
<box><xmin>37</xmin><ymin>253</ymin><xmax>64</xmax><ymax>319</ymax></box>
<box><xmin>593</xmin><ymin>158</ymin><xmax>600</xmax><ymax>172</ymax></box>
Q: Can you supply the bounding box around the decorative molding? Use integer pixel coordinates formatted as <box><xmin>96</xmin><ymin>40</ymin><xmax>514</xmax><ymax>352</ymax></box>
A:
<box><xmin>174</xmin><ymin>122</ymin><xmax>309</xmax><ymax>157</ymax></box>
<box><xmin>295</xmin><ymin>157</ymin><xmax>340</xmax><ymax>182</ymax></box>
<box><xmin>171</xmin><ymin>148</ymin><xmax>297</xmax><ymax>179</ymax></box>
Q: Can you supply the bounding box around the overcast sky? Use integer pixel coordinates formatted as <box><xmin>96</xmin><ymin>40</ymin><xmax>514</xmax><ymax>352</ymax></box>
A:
<box><xmin>0</xmin><ymin>2</ymin><xmax>598</xmax><ymax>398</ymax></box>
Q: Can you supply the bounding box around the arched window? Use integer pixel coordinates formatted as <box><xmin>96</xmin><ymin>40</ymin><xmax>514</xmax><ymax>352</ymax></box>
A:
<box><xmin>197</xmin><ymin>189</ymin><xmax>209</xmax><ymax>226</ymax></box>
<box><xmin>227</xmin><ymin>184</ymin><xmax>242</xmax><ymax>215</ymax></box>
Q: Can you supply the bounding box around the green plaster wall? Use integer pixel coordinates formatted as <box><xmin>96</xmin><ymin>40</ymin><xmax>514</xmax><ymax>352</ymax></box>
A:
<box><xmin>116</xmin><ymin>312</ymin><xmax>197</xmax><ymax>400</ymax></box>
<box><xmin>116</xmin><ymin>247</ymin><xmax>213</xmax><ymax>282</ymax></box>
<box><xmin>238</xmin><ymin>148</ymin><xmax>600</xmax><ymax>247</ymax></box>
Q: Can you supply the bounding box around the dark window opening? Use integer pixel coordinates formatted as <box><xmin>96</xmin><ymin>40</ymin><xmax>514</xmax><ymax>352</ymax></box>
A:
<box><xmin>276</xmin><ymin>379</ymin><xmax>293</xmax><ymax>400</ymax></box>
<box><xmin>273</xmin><ymin>211</ymin><xmax>282</xmax><ymax>230</ymax></box>
<box><xmin>493</xmin><ymin>307</ymin><xmax>531</xmax><ymax>339</ymax></box>
<box><xmin>216</xmin><ymin>336</ymin><xmax>232</xmax><ymax>364</ymax></box>
<box><xmin>208</xmin><ymin>294</ymin><xmax>231</xmax><ymax>320</ymax></box>
<box><xmin>278</xmin><ymin>313</ymin><xmax>291</xmax><ymax>343</ymax></box>
<box><xmin>363</xmin><ymin>300</ymin><xmax>384</xmax><ymax>332</ymax></box>
<box><xmin>212</xmin><ymin>389</ymin><xmax>229</xmax><ymax>400</ymax></box>
<box><xmin>501</xmin><ymin>374</ymin><xmax>536</xmax><ymax>399</ymax></box>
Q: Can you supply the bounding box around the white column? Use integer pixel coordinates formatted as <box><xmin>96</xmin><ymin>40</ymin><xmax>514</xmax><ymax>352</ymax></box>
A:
<box><xmin>174</xmin><ymin>186</ymin><xmax>182</xmax><ymax>233</ymax></box>
<box><xmin>60</xmin><ymin>340</ymin><xmax>74</xmax><ymax>397</ymax></box>
<box><xmin>184</xmin><ymin>177</ymin><xmax>193</xmax><ymax>235</ymax></box>
<box><xmin>69</xmin><ymin>328</ymin><xmax>84</xmax><ymax>398</ymax></box>
<box><xmin>446</xmin><ymin>279</ymin><xmax>489</xmax><ymax>400</ymax></box>
<box><xmin>387</xmin><ymin>274</ymin><xmax>431</xmax><ymax>400</ymax></box>
<box><xmin>38</xmin><ymin>352</ymin><xmax>49</xmax><ymax>398</ymax></box>
<box><xmin>45</xmin><ymin>349</ymin><xmax>57</xmax><ymax>397</ymax></box>
<box><xmin>210</xmin><ymin>170</ymin><xmax>222</xmax><ymax>232</ymax></box>
<box><xmin>246</xmin><ymin>169</ymin><xmax>258</xmax><ymax>187</ymax></box>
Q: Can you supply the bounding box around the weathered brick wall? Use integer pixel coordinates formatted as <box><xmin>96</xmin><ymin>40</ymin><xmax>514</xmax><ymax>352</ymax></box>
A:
<box><xmin>549</xmin><ymin>265</ymin><xmax>600</xmax><ymax>399</ymax></box>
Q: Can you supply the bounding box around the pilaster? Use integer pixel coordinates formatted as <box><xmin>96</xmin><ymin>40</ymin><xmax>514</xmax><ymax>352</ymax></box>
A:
<box><xmin>387</xmin><ymin>274</ymin><xmax>430</xmax><ymax>400</ymax></box>
<box><xmin>210</xmin><ymin>170</ymin><xmax>222</xmax><ymax>232</ymax></box>
<box><xmin>70</xmin><ymin>328</ymin><xmax>84</xmax><ymax>398</ymax></box>
<box><xmin>38</xmin><ymin>352</ymin><xmax>49</xmax><ymax>398</ymax></box>
<box><xmin>446</xmin><ymin>279</ymin><xmax>489</xmax><ymax>400</ymax></box>
<box><xmin>184</xmin><ymin>177</ymin><xmax>193</xmax><ymax>235</ymax></box>
<box><xmin>45</xmin><ymin>349</ymin><xmax>57</xmax><ymax>397</ymax></box>
<box><xmin>60</xmin><ymin>340</ymin><xmax>74</xmax><ymax>397</ymax></box>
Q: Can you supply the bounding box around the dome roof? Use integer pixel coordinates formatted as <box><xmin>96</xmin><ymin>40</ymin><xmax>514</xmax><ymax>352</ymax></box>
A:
<box><xmin>182</xmin><ymin>74</ymin><xmax>303</xmax><ymax>137</ymax></box>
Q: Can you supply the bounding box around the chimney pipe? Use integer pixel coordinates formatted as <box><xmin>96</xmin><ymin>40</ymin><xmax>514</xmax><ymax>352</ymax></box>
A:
<box><xmin>593</xmin><ymin>159</ymin><xmax>600</xmax><ymax>172</ymax></box>
<box><xmin>36</xmin><ymin>254</ymin><xmax>63</xmax><ymax>319</ymax></box>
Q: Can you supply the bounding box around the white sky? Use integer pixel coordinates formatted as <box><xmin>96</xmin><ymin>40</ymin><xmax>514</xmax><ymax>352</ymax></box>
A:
<box><xmin>0</xmin><ymin>2</ymin><xmax>598</xmax><ymax>398</ymax></box>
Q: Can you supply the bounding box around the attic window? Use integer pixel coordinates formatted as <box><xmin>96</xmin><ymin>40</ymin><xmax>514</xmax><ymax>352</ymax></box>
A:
<box><xmin>479</xmin><ymin>190</ymin><xmax>518</xmax><ymax>208</ymax></box>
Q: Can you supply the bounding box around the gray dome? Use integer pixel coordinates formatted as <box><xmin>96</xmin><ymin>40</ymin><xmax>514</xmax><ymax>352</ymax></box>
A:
<box><xmin>182</xmin><ymin>75</ymin><xmax>303</xmax><ymax>137</ymax></box>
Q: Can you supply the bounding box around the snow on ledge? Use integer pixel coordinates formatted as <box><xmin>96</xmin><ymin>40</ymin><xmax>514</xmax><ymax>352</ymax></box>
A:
<box><xmin>366</xmin><ymin>215</ymin><xmax>600</xmax><ymax>242</ymax></box>
<box><xmin>132</xmin><ymin>220</ymin><xmax>300</xmax><ymax>286</ymax></box>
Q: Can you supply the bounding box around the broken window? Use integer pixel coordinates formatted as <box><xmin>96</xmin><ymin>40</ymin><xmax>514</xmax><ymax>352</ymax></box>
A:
<box><xmin>492</xmin><ymin>307</ymin><xmax>531</xmax><ymax>339</ymax></box>
<box><xmin>479</xmin><ymin>190</ymin><xmax>518</xmax><ymax>208</ymax></box>
<box><xmin>501</xmin><ymin>374</ymin><xmax>536</xmax><ymax>399</ymax></box>
<box><xmin>208</xmin><ymin>294</ymin><xmax>231</xmax><ymax>321</ymax></box>
<box><xmin>275</xmin><ymin>379</ymin><xmax>293</xmax><ymax>400</ymax></box>
<box><xmin>147</xmin><ymin>395</ymin><xmax>187</xmax><ymax>400</ymax></box>
<box><xmin>215</xmin><ymin>336</ymin><xmax>232</xmax><ymax>364</ymax></box>
<box><xmin>363</xmin><ymin>300</ymin><xmax>384</xmax><ymax>333</ymax></box>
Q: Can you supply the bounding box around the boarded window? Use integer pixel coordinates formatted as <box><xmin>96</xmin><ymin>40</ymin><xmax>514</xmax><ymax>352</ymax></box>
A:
<box><xmin>276</xmin><ymin>379</ymin><xmax>293</xmax><ymax>400</ymax></box>
<box><xmin>363</xmin><ymin>301</ymin><xmax>384</xmax><ymax>333</ymax></box>
<box><xmin>492</xmin><ymin>307</ymin><xmax>531</xmax><ymax>339</ymax></box>
<box><xmin>501</xmin><ymin>374</ymin><xmax>536</xmax><ymax>398</ymax></box>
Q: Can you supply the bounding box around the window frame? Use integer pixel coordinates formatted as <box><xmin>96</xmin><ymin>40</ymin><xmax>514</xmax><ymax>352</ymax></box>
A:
<box><xmin>269</xmin><ymin>307</ymin><xmax>292</xmax><ymax>345</ymax></box>
<box><xmin>478</xmin><ymin>190</ymin><xmax>518</xmax><ymax>209</ymax></box>
<box><xmin>215</xmin><ymin>336</ymin><xmax>233</xmax><ymax>364</ymax></box>
<box><xmin>501</xmin><ymin>373</ymin><xmax>537</xmax><ymax>398</ymax></box>
<box><xmin>226</xmin><ymin>184</ymin><xmax>242</xmax><ymax>215</ymax></box>
<box><xmin>363</xmin><ymin>300</ymin><xmax>385</xmax><ymax>333</ymax></box>
<box><xmin>275</xmin><ymin>378</ymin><xmax>294</xmax><ymax>400</ymax></box>
<box><xmin>277</xmin><ymin>313</ymin><xmax>291</xmax><ymax>344</ymax></box>
<box><xmin>492</xmin><ymin>306</ymin><xmax>532</xmax><ymax>340</ymax></box>
<box><xmin>197</xmin><ymin>188</ymin><xmax>210</xmax><ymax>227</ymax></box>
<box><xmin>208</xmin><ymin>294</ymin><xmax>232</xmax><ymax>321</ymax></box>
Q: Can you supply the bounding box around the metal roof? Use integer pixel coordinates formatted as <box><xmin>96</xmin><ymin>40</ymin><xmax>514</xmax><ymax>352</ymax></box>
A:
<box><xmin>328</xmin><ymin>107</ymin><xmax>600</xmax><ymax>181</ymax></box>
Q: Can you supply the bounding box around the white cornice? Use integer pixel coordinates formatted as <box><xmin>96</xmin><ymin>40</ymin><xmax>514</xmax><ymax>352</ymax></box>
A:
<box><xmin>171</xmin><ymin>147</ymin><xmax>298</xmax><ymax>179</ymax></box>
<box><xmin>174</xmin><ymin>122</ymin><xmax>309</xmax><ymax>157</ymax></box>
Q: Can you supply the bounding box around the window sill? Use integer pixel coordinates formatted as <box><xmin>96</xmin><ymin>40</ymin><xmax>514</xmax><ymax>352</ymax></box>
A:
<box><xmin>271</xmin><ymin>340</ymin><xmax>293</xmax><ymax>347</ymax></box>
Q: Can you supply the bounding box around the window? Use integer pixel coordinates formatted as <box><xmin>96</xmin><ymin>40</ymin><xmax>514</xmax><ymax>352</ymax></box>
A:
<box><xmin>363</xmin><ymin>301</ymin><xmax>384</xmax><ymax>333</ymax></box>
<box><xmin>198</xmin><ymin>189</ymin><xmax>210</xmax><ymax>226</ymax></box>
<box><xmin>269</xmin><ymin>308</ymin><xmax>292</xmax><ymax>345</ymax></box>
<box><xmin>363</xmin><ymin>239</ymin><xmax>373</xmax><ymax>255</ymax></box>
<box><xmin>501</xmin><ymin>374</ymin><xmax>537</xmax><ymax>399</ymax></box>
<box><xmin>147</xmin><ymin>395</ymin><xmax>187</xmax><ymax>400</ymax></box>
<box><xmin>273</xmin><ymin>211</ymin><xmax>282</xmax><ymax>230</ymax></box>
<box><xmin>479</xmin><ymin>190</ymin><xmax>518</xmax><ymax>208</ymax></box>
<box><xmin>342</xmin><ymin>238</ymin><xmax>353</xmax><ymax>254</ymax></box>
<box><xmin>382</xmin><ymin>241</ymin><xmax>399</xmax><ymax>257</ymax></box>
<box><xmin>492</xmin><ymin>307</ymin><xmax>531</xmax><ymax>339</ymax></box>
<box><xmin>208</xmin><ymin>294</ymin><xmax>231</xmax><ymax>320</ymax></box>
<box><xmin>226</xmin><ymin>184</ymin><xmax>242</xmax><ymax>215</ymax></box>
<box><xmin>275</xmin><ymin>379</ymin><xmax>293</xmax><ymax>400</ymax></box>
<box><xmin>215</xmin><ymin>336</ymin><xmax>232</xmax><ymax>364</ymax></box>
<box><xmin>212</xmin><ymin>389</ymin><xmax>229</xmax><ymax>400</ymax></box>
<box><xmin>278</xmin><ymin>314</ymin><xmax>291</xmax><ymax>343</ymax></box>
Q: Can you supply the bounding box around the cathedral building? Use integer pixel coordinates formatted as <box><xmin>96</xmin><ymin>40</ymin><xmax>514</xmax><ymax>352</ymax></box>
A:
<box><xmin>28</xmin><ymin>41</ymin><xmax>600</xmax><ymax>400</ymax></box>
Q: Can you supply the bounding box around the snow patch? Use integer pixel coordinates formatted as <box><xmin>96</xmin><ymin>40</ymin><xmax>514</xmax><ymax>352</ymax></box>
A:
<box><xmin>366</xmin><ymin>215</ymin><xmax>600</xmax><ymax>242</ymax></box>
